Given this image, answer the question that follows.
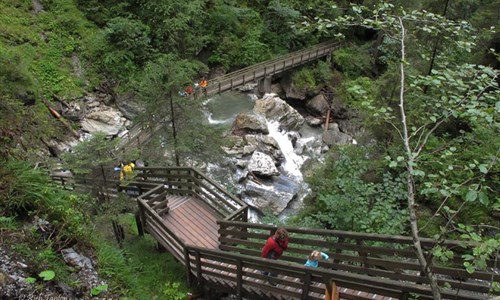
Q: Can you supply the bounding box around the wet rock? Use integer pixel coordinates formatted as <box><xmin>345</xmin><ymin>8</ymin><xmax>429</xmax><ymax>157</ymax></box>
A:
<box><xmin>243</xmin><ymin>176</ymin><xmax>298</xmax><ymax>215</ymax></box>
<box><xmin>234</xmin><ymin>168</ymin><xmax>249</xmax><ymax>183</ymax></box>
<box><xmin>247</xmin><ymin>151</ymin><xmax>279</xmax><ymax>177</ymax></box>
<box><xmin>253</xmin><ymin>94</ymin><xmax>304</xmax><ymax>131</ymax></box>
<box><xmin>231</xmin><ymin>113</ymin><xmax>269</xmax><ymax>135</ymax></box>
<box><xmin>287</xmin><ymin>132</ymin><xmax>301</xmax><ymax>148</ymax></box>
<box><xmin>322</xmin><ymin>123</ymin><xmax>353</xmax><ymax>146</ymax></box>
<box><xmin>81</xmin><ymin>110</ymin><xmax>125</xmax><ymax>136</ymax></box>
<box><xmin>306</xmin><ymin>93</ymin><xmax>329</xmax><ymax>116</ymax></box>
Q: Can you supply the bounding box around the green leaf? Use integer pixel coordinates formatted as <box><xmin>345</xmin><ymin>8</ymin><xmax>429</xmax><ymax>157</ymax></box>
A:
<box><xmin>389</xmin><ymin>161</ymin><xmax>397</xmax><ymax>168</ymax></box>
<box><xmin>465</xmin><ymin>190</ymin><xmax>477</xmax><ymax>202</ymax></box>
<box><xmin>478</xmin><ymin>192</ymin><xmax>489</xmax><ymax>206</ymax></box>
<box><xmin>478</xmin><ymin>165</ymin><xmax>488</xmax><ymax>174</ymax></box>
<box><xmin>411</xmin><ymin>169</ymin><xmax>425</xmax><ymax>177</ymax></box>
<box><xmin>91</xmin><ymin>284</ymin><xmax>108</xmax><ymax>296</ymax></box>
<box><xmin>25</xmin><ymin>277</ymin><xmax>36</xmax><ymax>284</ymax></box>
<box><xmin>39</xmin><ymin>270</ymin><xmax>55</xmax><ymax>281</ymax></box>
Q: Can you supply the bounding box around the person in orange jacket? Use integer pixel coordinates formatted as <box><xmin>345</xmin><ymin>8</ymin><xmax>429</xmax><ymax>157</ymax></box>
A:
<box><xmin>199</xmin><ymin>78</ymin><xmax>208</xmax><ymax>96</ymax></box>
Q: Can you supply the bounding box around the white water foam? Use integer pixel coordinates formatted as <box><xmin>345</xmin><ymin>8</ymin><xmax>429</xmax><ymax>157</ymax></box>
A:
<box><xmin>267</xmin><ymin>120</ymin><xmax>306</xmax><ymax>181</ymax></box>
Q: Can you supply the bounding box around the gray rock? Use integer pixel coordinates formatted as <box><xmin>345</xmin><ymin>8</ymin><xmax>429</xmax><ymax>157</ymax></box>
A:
<box><xmin>243</xmin><ymin>144</ymin><xmax>257</xmax><ymax>156</ymax></box>
<box><xmin>322</xmin><ymin>123</ymin><xmax>353</xmax><ymax>146</ymax></box>
<box><xmin>61</xmin><ymin>248</ymin><xmax>93</xmax><ymax>270</ymax></box>
<box><xmin>234</xmin><ymin>159</ymin><xmax>247</xmax><ymax>168</ymax></box>
<box><xmin>253</xmin><ymin>94</ymin><xmax>304</xmax><ymax>131</ymax></box>
<box><xmin>81</xmin><ymin>110</ymin><xmax>124</xmax><ymax>136</ymax></box>
<box><xmin>306</xmin><ymin>93</ymin><xmax>330</xmax><ymax>116</ymax></box>
<box><xmin>234</xmin><ymin>168</ymin><xmax>249</xmax><ymax>183</ymax></box>
<box><xmin>231</xmin><ymin>113</ymin><xmax>269</xmax><ymax>135</ymax></box>
<box><xmin>116</xmin><ymin>92</ymin><xmax>144</xmax><ymax>120</ymax></box>
<box><xmin>305</xmin><ymin>116</ymin><xmax>324</xmax><ymax>127</ymax></box>
<box><xmin>331</xmin><ymin>96</ymin><xmax>357</xmax><ymax>120</ymax></box>
<box><xmin>280</xmin><ymin>73</ymin><xmax>306</xmax><ymax>100</ymax></box>
<box><xmin>243</xmin><ymin>177</ymin><xmax>298</xmax><ymax>215</ymax></box>
<box><xmin>237</xmin><ymin>83</ymin><xmax>257</xmax><ymax>92</ymax></box>
<box><xmin>247</xmin><ymin>151</ymin><xmax>279</xmax><ymax>177</ymax></box>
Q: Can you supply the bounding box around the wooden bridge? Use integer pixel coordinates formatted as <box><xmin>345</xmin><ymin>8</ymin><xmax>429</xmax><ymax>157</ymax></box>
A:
<box><xmin>115</xmin><ymin>40</ymin><xmax>341</xmax><ymax>154</ymax></box>
<box><xmin>52</xmin><ymin>167</ymin><xmax>499</xmax><ymax>300</ymax></box>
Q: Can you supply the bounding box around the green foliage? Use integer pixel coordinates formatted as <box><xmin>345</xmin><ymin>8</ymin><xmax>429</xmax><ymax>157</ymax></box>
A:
<box><xmin>62</xmin><ymin>132</ymin><xmax>119</xmax><ymax>175</ymax></box>
<box><xmin>162</xmin><ymin>282</ymin><xmax>185</xmax><ymax>300</ymax></box>
<box><xmin>292</xmin><ymin>68</ymin><xmax>316</xmax><ymax>90</ymax></box>
<box><xmin>1</xmin><ymin>159</ymin><xmax>89</xmax><ymax>244</ymax></box>
<box><xmin>25</xmin><ymin>277</ymin><xmax>36</xmax><ymax>284</ymax></box>
<box><xmin>305</xmin><ymin>147</ymin><xmax>409</xmax><ymax>235</ymax></box>
<box><xmin>39</xmin><ymin>270</ymin><xmax>56</xmax><ymax>281</ymax></box>
<box><xmin>332</xmin><ymin>45</ymin><xmax>372</xmax><ymax>78</ymax></box>
<box><xmin>91</xmin><ymin>284</ymin><xmax>108</xmax><ymax>296</ymax></box>
<box><xmin>95</xmin><ymin>224</ymin><xmax>188</xmax><ymax>299</ymax></box>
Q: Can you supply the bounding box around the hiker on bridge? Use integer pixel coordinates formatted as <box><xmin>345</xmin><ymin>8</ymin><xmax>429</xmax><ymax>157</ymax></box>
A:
<box><xmin>185</xmin><ymin>85</ymin><xmax>194</xmax><ymax>96</ymax></box>
<box><xmin>120</xmin><ymin>161</ymin><xmax>135</xmax><ymax>182</ymax></box>
<box><xmin>261</xmin><ymin>228</ymin><xmax>289</xmax><ymax>279</ymax></box>
<box><xmin>199</xmin><ymin>78</ymin><xmax>208</xmax><ymax>96</ymax></box>
<box><xmin>304</xmin><ymin>250</ymin><xmax>329</xmax><ymax>268</ymax></box>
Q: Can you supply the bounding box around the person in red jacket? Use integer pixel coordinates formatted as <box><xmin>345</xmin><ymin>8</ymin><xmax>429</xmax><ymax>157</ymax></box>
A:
<box><xmin>261</xmin><ymin>227</ymin><xmax>289</xmax><ymax>280</ymax></box>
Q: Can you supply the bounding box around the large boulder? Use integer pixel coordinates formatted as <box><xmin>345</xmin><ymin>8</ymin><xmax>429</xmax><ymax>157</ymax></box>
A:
<box><xmin>306</xmin><ymin>93</ymin><xmax>330</xmax><ymax>116</ymax></box>
<box><xmin>116</xmin><ymin>92</ymin><xmax>144</xmax><ymax>120</ymax></box>
<box><xmin>322</xmin><ymin>123</ymin><xmax>353</xmax><ymax>146</ymax></box>
<box><xmin>81</xmin><ymin>110</ymin><xmax>125</xmax><ymax>136</ymax></box>
<box><xmin>242</xmin><ymin>176</ymin><xmax>299</xmax><ymax>215</ymax></box>
<box><xmin>254</xmin><ymin>94</ymin><xmax>304</xmax><ymax>131</ymax></box>
<box><xmin>231</xmin><ymin>113</ymin><xmax>269</xmax><ymax>135</ymax></box>
<box><xmin>247</xmin><ymin>151</ymin><xmax>279</xmax><ymax>177</ymax></box>
<box><xmin>280</xmin><ymin>73</ymin><xmax>306</xmax><ymax>100</ymax></box>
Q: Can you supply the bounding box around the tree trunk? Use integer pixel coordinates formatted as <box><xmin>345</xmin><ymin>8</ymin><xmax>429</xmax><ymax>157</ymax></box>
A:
<box><xmin>169</xmin><ymin>92</ymin><xmax>180</xmax><ymax>166</ymax></box>
<box><xmin>398</xmin><ymin>17</ymin><xmax>442</xmax><ymax>300</ymax></box>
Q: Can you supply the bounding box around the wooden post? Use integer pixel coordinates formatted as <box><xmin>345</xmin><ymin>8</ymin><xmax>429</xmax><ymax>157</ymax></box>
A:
<box><xmin>324</xmin><ymin>109</ymin><xmax>331</xmax><ymax>132</ymax></box>
<box><xmin>135</xmin><ymin>212</ymin><xmax>144</xmax><ymax>237</ymax></box>
<box><xmin>184</xmin><ymin>247</ymin><xmax>193</xmax><ymax>287</ymax></box>
<box><xmin>301</xmin><ymin>272</ymin><xmax>311</xmax><ymax>300</ymax></box>
<box><xmin>325</xmin><ymin>280</ymin><xmax>339</xmax><ymax>300</ymax></box>
<box><xmin>236</xmin><ymin>259</ymin><xmax>243</xmax><ymax>300</ymax></box>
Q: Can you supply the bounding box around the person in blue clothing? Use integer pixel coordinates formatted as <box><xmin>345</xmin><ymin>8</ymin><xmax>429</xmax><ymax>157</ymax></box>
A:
<box><xmin>304</xmin><ymin>250</ymin><xmax>329</xmax><ymax>268</ymax></box>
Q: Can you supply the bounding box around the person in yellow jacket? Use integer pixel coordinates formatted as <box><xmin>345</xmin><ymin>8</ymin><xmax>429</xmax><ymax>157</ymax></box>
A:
<box><xmin>120</xmin><ymin>161</ymin><xmax>135</xmax><ymax>181</ymax></box>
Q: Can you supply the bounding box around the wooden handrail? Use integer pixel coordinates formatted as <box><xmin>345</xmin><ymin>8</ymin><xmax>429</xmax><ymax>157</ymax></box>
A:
<box><xmin>184</xmin><ymin>245</ymin><xmax>486</xmax><ymax>300</ymax></box>
<box><xmin>216</xmin><ymin>221</ymin><xmax>499</xmax><ymax>296</ymax></box>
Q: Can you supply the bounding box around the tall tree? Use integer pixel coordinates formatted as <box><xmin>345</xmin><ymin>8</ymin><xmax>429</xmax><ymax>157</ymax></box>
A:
<box><xmin>304</xmin><ymin>3</ymin><xmax>500</xmax><ymax>298</ymax></box>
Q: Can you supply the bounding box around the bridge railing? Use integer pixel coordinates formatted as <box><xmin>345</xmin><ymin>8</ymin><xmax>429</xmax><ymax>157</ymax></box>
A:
<box><xmin>184</xmin><ymin>244</ymin><xmax>496</xmax><ymax>300</ymax></box>
<box><xmin>205</xmin><ymin>41</ymin><xmax>341</xmax><ymax>96</ymax></box>
<box><xmin>135</xmin><ymin>167</ymin><xmax>247</xmax><ymax>219</ymax></box>
<box><xmin>137</xmin><ymin>186</ymin><xmax>187</xmax><ymax>262</ymax></box>
<box><xmin>217</xmin><ymin>220</ymin><xmax>499</xmax><ymax>299</ymax></box>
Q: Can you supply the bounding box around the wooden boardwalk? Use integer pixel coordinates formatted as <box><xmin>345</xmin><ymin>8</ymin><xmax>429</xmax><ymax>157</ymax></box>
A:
<box><xmin>162</xmin><ymin>195</ymin><xmax>220</xmax><ymax>250</ymax></box>
<box><xmin>52</xmin><ymin>167</ymin><xmax>499</xmax><ymax>300</ymax></box>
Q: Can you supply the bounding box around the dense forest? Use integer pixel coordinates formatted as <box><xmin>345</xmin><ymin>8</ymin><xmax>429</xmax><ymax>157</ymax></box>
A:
<box><xmin>1</xmin><ymin>0</ymin><xmax>499</xmax><ymax>299</ymax></box>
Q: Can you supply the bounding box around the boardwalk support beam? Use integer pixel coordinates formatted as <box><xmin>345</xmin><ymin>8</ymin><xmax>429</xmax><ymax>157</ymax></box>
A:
<box><xmin>257</xmin><ymin>76</ymin><xmax>272</xmax><ymax>95</ymax></box>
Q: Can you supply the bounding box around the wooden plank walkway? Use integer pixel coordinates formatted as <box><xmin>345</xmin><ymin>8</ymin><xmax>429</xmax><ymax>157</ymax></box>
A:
<box><xmin>162</xmin><ymin>195</ymin><xmax>220</xmax><ymax>249</ymax></box>
<box><xmin>161</xmin><ymin>195</ymin><xmax>393</xmax><ymax>300</ymax></box>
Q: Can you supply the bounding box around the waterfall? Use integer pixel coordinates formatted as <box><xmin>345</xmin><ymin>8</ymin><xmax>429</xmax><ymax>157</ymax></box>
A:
<box><xmin>267</xmin><ymin>120</ymin><xmax>306</xmax><ymax>181</ymax></box>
